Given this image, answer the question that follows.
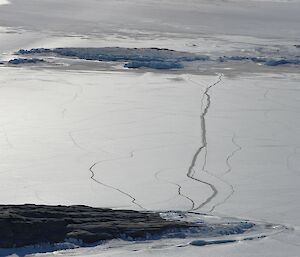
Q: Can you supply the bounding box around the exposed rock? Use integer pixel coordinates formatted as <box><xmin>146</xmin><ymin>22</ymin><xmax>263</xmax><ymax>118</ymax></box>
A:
<box><xmin>218</xmin><ymin>55</ymin><xmax>300</xmax><ymax>67</ymax></box>
<box><xmin>14</xmin><ymin>47</ymin><xmax>300</xmax><ymax>69</ymax></box>
<box><xmin>16</xmin><ymin>47</ymin><xmax>210</xmax><ymax>70</ymax></box>
<box><xmin>8</xmin><ymin>58</ymin><xmax>44</xmax><ymax>65</ymax></box>
<box><xmin>218</xmin><ymin>56</ymin><xmax>267</xmax><ymax>63</ymax></box>
<box><xmin>264</xmin><ymin>58</ymin><xmax>300</xmax><ymax>66</ymax></box>
<box><xmin>190</xmin><ymin>239</ymin><xmax>236</xmax><ymax>246</ymax></box>
<box><xmin>124</xmin><ymin>60</ymin><xmax>183</xmax><ymax>69</ymax></box>
<box><xmin>0</xmin><ymin>204</ymin><xmax>199</xmax><ymax>248</ymax></box>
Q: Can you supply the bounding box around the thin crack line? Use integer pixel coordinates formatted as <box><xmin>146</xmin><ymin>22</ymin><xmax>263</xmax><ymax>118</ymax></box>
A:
<box><xmin>286</xmin><ymin>146</ymin><xmax>300</xmax><ymax>174</ymax></box>
<box><xmin>1</xmin><ymin>125</ymin><xmax>14</xmax><ymax>148</ymax></box>
<box><xmin>89</xmin><ymin>160</ymin><xmax>146</xmax><ymax>210</ymax></box>
<box><xmin>224</xmin><ymin>134</ymin><xmax>242</xmax><ymax>176</ymax></box>
<box><xmin>61</xmin><ymin>92</ymin><xmax>79</xmax><ymax>119</ymax></box>
<box><xmin>154</xmin><ymin>169</ymin><xmax>195</xmax><ymax>210</ymax></box>
<box><xmin>209</xmin><ymin>133</ymin><xmax>242</xmax><ymax>212</ymax></box>
<box><xmin>186</xmin><ymin>74</ymin><xmax>223</xmax><ymax>211</ymax></box>
<box><xmin>69</xmin><ymin>131</ymin><xmax>87</xmax><ymax>152</ymax></box>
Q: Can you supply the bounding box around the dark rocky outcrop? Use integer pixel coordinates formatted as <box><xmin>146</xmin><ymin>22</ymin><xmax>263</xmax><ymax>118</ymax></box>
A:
<box><xmin>17</xmin><ymin>47</ymin><xmax>209</xmax><ymax>63</ymax></box>
<box><xmin>264</xmin><ymin>58</ymin><xmax>300</xmax><ymax>66</ymax></box>
<box><xmin>8</xmin><ymin>58</ymin><xmax>45</xmax><ymax>65</ymax></box>
<box><xmin>124</xmin><ymin>60</ymin><xmax>183</xmax><ymax>69</ymax></box>
<box><xmin>218</xmin><ymin>55</ymin><xmax>300</xmax><ymax>66</ymax></box>
<box><xmin>0</xmin><ymin>204</ymin><xmax>199</xmax><ymax>248</ymax></box>
<box><xmin>16</xmin><ymin>47</ymin><xmax>210</xmax><ymax>70</ymax></box>
<box><xmin>16</xmin><ymin>47</ymin><xmax>300</xmax><ymax>69</ymax></box>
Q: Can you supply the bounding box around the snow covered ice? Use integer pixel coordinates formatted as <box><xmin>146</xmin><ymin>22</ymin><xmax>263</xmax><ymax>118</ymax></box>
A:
<box><xmin>0</xmin><ymin>0</ymin><xmax>300</xmax><ymax>256</ymax></box>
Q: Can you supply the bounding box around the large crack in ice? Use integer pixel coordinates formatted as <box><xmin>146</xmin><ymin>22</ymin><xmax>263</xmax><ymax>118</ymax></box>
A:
<box><xmin>186</xmin><ymin>74</ymin><xmax>223</xmax><ymax>211</ymax></box>
<box><xmin>88</xmin><ymin>140</ymin><xmax>198</xmax><ymax>212</ymax></box>
<box><xmin>185</xmin><ymin>78</ymin><xmax>244</xmax><ymax>213</ymax></box>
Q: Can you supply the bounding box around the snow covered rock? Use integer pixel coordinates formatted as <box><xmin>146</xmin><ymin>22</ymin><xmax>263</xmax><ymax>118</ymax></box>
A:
<box><xmin>0</xmin><ymin>204</ymin><xmax>199</xmax><ymax>248</ymax></box>
<box><xmin>16</xmin><ymin>47</ymin><xmax>210</xmax><ymax>70</ymax></box>
<box><xmin>8</xmin><ymin>58</ymin><xmax>44</xmax><ymax>65</ymax></box>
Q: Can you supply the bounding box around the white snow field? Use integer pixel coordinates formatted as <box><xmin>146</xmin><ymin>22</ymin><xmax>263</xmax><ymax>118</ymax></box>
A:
<box><xmin>0</xmin><ymin>0</ymin><xmax>9</xmax><ymax>6</ymax></box>
<box><xmin>0</xmin><ymin>0</ymin><xmax>300</xmax><ymax>256</ymax></box>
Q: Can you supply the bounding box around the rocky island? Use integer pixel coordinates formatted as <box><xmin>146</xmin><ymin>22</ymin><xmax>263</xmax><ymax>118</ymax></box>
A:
<box><xmin>0</xmin><ymin>204</ymin><xmax>201</xmax><ymax>248</ymax></box>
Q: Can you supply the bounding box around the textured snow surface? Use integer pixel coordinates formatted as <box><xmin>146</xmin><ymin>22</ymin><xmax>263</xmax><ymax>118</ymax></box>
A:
<box><xmin>0</xmin><ymin>68</ymin><xmax>299</xmax><ymax>257</ymax></box>
<box><xmin>0</xmin><ymin>0</ymin><xmax>300</xmax><ymax>256</ymax></box>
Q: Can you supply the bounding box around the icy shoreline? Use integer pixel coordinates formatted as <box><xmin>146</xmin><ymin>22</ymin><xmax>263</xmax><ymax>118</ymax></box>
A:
<box><xmin>6</xmin><ymin>47</ymin><xmax>299</xmax><ymax>71</ymax></box>
<box><xmin>1</xmin><ymin>0</ymin><xmax>300</xmax><ymax>256</ymax></box>
<box><xmin>0</xmin><ymin>204</ymin><xmax>286</xmax><ymax>256</ymax></box>
<box><xmin>0</xmin><ymin>204</ymin><xmax>255</xmax><ymax>248</ymax></box>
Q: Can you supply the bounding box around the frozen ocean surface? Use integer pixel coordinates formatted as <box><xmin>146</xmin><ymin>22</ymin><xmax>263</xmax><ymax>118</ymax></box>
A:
<box><xmin>0</xmin><ymin>0</ymin><xmax>300</xmax><ymax>256</ymax></box>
